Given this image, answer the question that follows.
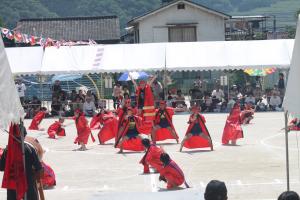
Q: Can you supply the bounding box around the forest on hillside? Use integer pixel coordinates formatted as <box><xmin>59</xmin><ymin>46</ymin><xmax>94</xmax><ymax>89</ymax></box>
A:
<box><xmin>0</xmin><ymin>0</ymin><xmax>299</xmax><ymax>30</ymax></box>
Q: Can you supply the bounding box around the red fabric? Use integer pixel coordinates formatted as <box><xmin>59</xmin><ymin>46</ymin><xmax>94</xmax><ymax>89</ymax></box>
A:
<box><xmin>140</xmin><ymin>144</ymin><xmax>164</xmax><ymax>172</ymax></box>
<box><xmin>138</xmin><ymin>120</ymin><xmax>153</xmax><ymax>135</ymax></box>
<box><xmin>73</xmin><ymin>115</ymin><xmax>94</xmax><ymax>145</ymax></box>
<box><xmin>120</xmin><ymin>138</ymin><xmax>144</xmax><ymax>151</ymax></box>
<box><xmin>136</xmin><ymin>84</ymin><xmax>155</xmax><ymax>121</ymax></box>
<box><xmin>183</xmin><ymin>113</ymin><xmax>212</xmax><ymax>149</ymax></box>
<box><xmin>47</xmin><ymin>121</ymin><xmax>65</xmax><ymax>139</ymax></box>
<box><xmin>154</xmin><ymin>108</ymin><xmax>178</xmax><ymax>141</ymax></box>
<box><xmin>0</xmin><ymin>148</ymin><xmax>3</xmax><ymax>158</ymax></box>
<box><xmin>28</xmin><ymin>111</ymin><xmax>45</xmax><ymax>130</ymax></box>
<box><xmin>222</xmin><ymin>105</ymin><xmax>244</xmax><ymax>144</ymax></box>
<box><xmin>160</xmin><ymin>160</ymin><xmax>185</xmax><ymax>189</ymax></box>
<box><xmin>98</xmin><ymin>114</ymin><xmax>118</xmax><ymax>144</ymax></box>
<box><xmin>116</xmin><ymin>116</ymin><xmax>144</xmax><ymax>151</ymax></box>
<box><xmin>2</xmin><ymin>124</ymin><xmax>27</xmax><ymax>200</ymax></box>
<box><xmin>90</xmin><ymin>114</ymin><xmax>101</xmax><ymax>130</ymax></box>
<box><xmin>240</xmin><ymin>108</ymin><xmax>254</xmax><ymax>124</ymax></box>
<box><xmin>290</xmin><ymin>119</ymin><xmax>300</xmax><ymax>131</ymax></box>
<box><xmin>41</xmin><ymin>161</ymin><xmax>56</xmax><ymax>188</ymax></box>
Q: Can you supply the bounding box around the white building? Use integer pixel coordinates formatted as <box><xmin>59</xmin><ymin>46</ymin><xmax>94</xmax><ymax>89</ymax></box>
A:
<box><xmin>127</xmin><ymin>0</ymin><xmax>230</xmax><ymax>43</ymax></box>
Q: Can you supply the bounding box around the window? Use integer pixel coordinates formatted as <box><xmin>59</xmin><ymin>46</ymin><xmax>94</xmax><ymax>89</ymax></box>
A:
<box><xmin>168</xmin><ymin>26</ymin><xmax>196</xmax><ymax>42</ymax></box>
<box><xmin>177</xmin><ymin>3</ymin><xmax>185</xmax><ymax>9</ymax></box>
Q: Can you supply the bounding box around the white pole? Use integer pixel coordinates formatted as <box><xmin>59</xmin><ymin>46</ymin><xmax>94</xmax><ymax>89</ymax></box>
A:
<box><xmin>284</xmin><ymin>110</ymin><xmax>290</xmax><ymax>191</ymax></box>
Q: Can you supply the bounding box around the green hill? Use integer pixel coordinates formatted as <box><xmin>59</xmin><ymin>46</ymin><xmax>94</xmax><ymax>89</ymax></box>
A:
<box><xmin>0</xmin><ymin>0</ymin><xmax>299</xmax><ymax>32</ymax></box>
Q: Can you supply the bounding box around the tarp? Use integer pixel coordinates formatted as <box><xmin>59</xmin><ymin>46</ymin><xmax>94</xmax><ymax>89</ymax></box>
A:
<box><xmin>0</xmin><ymin>37</ymin><xmax>24</xmax><ymax>129</ymax></box>
<box><xmin>283</xmin><ymin>16</ymin><xmax>300</xmax><ymax>118</ymax></box>
<box><xmin>5</xmin><ymin>39</ymin><xmax>294</xmax><ymax>75</ymax></box>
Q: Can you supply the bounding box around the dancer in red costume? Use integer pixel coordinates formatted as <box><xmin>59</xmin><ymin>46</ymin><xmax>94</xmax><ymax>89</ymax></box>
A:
<box><xmin>288</xmin><ymin>118</ymin><xmax>300</xmax><ymax>131</ymax></box>
<box><xmin>90</xmin><ymin>113</ymin><xmax>102</xmax><ymax>130</ymax></box>
<box><xmin>28</xmin><ymin>107</ymin><xmax>47</xmax><ymax>130</ymax></box>
<box><xmin>97</xmin><ymin>109</ymin><xmax>118</xmax><ymax>144</ymax></box>
<box><xmin>151</xmin><ymin>100</ymin><xmax>179</xmax><ymax>143</ymax></box>
<box><xmin>115</xmin><ymin>107</ymin><xmax>144</xmax><ymax>153</ymax></box>
<box><xmin>73</xmin><ymin>109</ymin><xmax>95</xmax><ymax>151</ymax></box>
<box><xmin>241</xmin><ymin>103</ymin><xmax>254</xmax><ymax>124</ymax></box>
<box><xmin>131</xmin><ymin>75</ymin><xmax>157</xmax><ymax>121</ymax></box>
<box><xmin>41</xmin><ymin>161</ymin><xmax>56</xmax><ymax>189</ymax></box>
<box><xmin>180</xmin><ymin>106</ymin><xmax>213</xmax><ymax>151</ymax></box>
<box><xmin>47</xmin><ymin>118</ymin><xmax>66</xmax><ymax>139</ymax></box>
<box><xmin>140</xmin><ymin>138</ymin><xmax>164</xmax><ymax>173</ymax></box>
<box><xmin>222</xmin><ymin>102</ymin><xmax>244</xmax><ymax>145</ymax></box>
<box><xmin>159</xmin><ymin>153</ymin><xmax>189</xmax><ymax>189</ymax></box>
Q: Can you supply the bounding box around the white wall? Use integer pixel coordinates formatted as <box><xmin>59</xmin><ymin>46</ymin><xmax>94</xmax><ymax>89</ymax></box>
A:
<box><xmin>137</xmin><ymin>3</ymin><xmax>226</xmax><ymax>43</ymax></box>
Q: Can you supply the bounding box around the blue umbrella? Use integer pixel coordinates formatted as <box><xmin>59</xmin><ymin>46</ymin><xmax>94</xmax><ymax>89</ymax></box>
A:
<box><xmin>51</xmin><ymin>74</ymin><xmax>82</xmax><ymax>83</ymax></box>
<box><xmin>118</xmin><ymin>72</ymin><xmax>149</xmax><ymax>81</ymax></box>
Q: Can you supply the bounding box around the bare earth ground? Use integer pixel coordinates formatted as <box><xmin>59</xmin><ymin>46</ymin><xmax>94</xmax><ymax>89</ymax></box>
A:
<box><xmin>0</xmin><ymin>112</ymin><xmax>300</xmax><ymax>200</ymax></box>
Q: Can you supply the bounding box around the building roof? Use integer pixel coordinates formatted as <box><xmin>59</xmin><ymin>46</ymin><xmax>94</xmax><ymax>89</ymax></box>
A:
<box><xmin>128</xmin><ymin>0</ymin><xmax>231</xmax><ymax>25</ymax></box>
<box><xmin>17</xmin><ymin>16</ymin><xmax>120</xmax><ymax>43</ymax></box>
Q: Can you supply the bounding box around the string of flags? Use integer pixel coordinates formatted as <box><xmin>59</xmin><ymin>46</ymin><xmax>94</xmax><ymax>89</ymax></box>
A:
<box><xmin>0</xmin><ymin>27</ymin><xmax>97</xmax><ymax>48</ymax></box>
<box><xmin>244</xmin><ymin>68</ymin><xmax>276</xmax><ymax>76</ymax></box>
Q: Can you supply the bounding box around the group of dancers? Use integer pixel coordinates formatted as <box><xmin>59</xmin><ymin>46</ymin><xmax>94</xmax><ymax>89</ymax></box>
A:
<box><xmin>22</xmin><ymin>77</ymin><xmax>300</xmax><ymax>189</ymax></box>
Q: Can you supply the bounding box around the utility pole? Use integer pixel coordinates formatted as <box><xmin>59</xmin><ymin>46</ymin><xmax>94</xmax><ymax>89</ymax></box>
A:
<box><xmin>273</xmin><ymin>15</ymin><xmax>277</xmax><ymax>39</ymax></box>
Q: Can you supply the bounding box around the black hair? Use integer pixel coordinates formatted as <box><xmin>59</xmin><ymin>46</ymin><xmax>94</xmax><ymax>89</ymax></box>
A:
<box><xmin>160</xmin><ymin>153</ymin><xmax>171</xmax><ymax>165</ymax></box>
<box><xmin>278</xmin><ymin>191</ymin><xmax>300</xmax><ymax>200</ymax></box>
<box><xmin>204</xmin><ymin>180</ymin><xmax>227</xmax><ymax>200</ymax></box>
<box><xmin>141</xmin><ymin>138</ymin><xmax>151</xmax><ymax>148</ymax></box>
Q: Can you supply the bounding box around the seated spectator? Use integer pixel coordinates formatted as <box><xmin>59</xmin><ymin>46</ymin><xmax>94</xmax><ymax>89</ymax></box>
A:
<box><xmin>278</xmin><ymin>191</ymin><xmax>299</xmax><ymax>200</ymax></box>
<box><xmin>202</xmin><ymin>95</ymin><xmax>213</xmax><ymax>112</ymax></box>
<box><xmin>269</xmin><ymin>92</ymin><xmax>282</xmax><ymax>111</ymax></box>
<box><xmin>51</xmin><ymin>96</ymin><xmax>62</xmax><ymax>116</ymax></box>
<box><xmin>72</xmin><ymin>96</ymin><xmax>83</xmax><ymax>113</ymax></box>
<box><xmin>83</xmin><ymin>97</ymin><xmax>96</xmax><ymax>117</ymax></box>
<box><xmin>212</xmin><ymin>86</ymin><xmax>224</xmax><ymax>102</ymax></box>
<box><xmin>253</xmin><ymin>86</ymin><xmax>262</xmax><ymax>101</ymax></box>
<box><xmin>245</xmin><ymin>93</ymin><xmax>256</xmax><ymax>105</ymax></box>
<box><xmin>256</xmin><ymin>95</ymin><xmax>268</xmax><ymax>112</ymax></box>
<box><xmin>204</xmin><ymin>180</ymin><xmax>228</xmax><ymax>200</ymax></box>
<box><xmin>28</xmin><ymin>96</ymin><xmax>42</xmax><ymax>118</ymax></box>
<box><xmin>69</xmin><ymin>90</ymin><xmax>77</xmax><ymax>102</ymax></box>
<box><xmin>78</xmin><ymin>89</ymin><xmax>85</xmax><ymax>102</ymax></box>
<box><xmin>85</xmin><ymin>90</ymin><xmax>95</xmax><ymax>102</ymax></box>
<box><xmin>175</xmin><ymin>90</ymin><xmax>186</xmax><ymax>107</ymax></box>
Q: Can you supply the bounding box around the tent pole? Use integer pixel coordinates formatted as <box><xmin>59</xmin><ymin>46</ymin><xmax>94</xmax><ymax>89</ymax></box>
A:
<box><xmin>284</xmin><ymin>110</ymin><xmax>290</xmax><ymax>191</ymax></box>
<box><xmin>19</xmin><ymin>120</ymin><xmax>27</xmax><ymax>200</ymax></box>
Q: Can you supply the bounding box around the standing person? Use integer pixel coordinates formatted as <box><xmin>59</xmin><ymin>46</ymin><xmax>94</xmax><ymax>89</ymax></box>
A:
<box><xmin>97</xmin><ymin>109</ymin><xmax>118</xmax><ymax>144</ymax></box>
<box><xmin>51</xmin><ymin>80</ymin><xmax>62</xmax><ymax>98</ymax></box>
<box><xmin>15</xmin><ymin>78</ymin><xmax>26</xmax><ymax>105</ymax></box>
<box><xmin>28</xmin><ymin>107</ymin><xmax>47</xmax><ymax>131</ymax></box>
<box><xmin>73</xmin><ymin>109</ymin><xmax>95</xmax><ymax>151</ymax></box>
<box><xmin>0</xmin><ymin>124</ymin><xmax>43</xmax><ymax>200</ymax></box>
<box><xmin>112</xmin><ymin>83</ymin><xmax>122</xmax><ymax>109</ymax></box>
<box><xmin>179</xmin><ymin>106</ymin><xmax>213</xmax><ymax>152</ymax></box>
<box><xmin>278</xmin><ymin>73</ymin><xmax>285</xmax><ymax>98</ymax></box>
<box><xmin>115</xmin><ymin>107</ymin><xmax>144</xmax><ymax>153</ymax></box>
<box><xmin>130</xmin><ymin>75</ymin><xmax>157</xmax><ymax>120</ymax></box>
<box><xmin>47</xmin><ymin>118</ymin><xmax>66</xmax><ymax>139</ymax></box>
<box><xmin>151</xmin><ymin>100</ymin><xmax>179</xmax><ymax>143</ymax></box>
<box><xmin>151</xmin><ymin>80</ymin><xmax>163</xmax><ymax>107</ymax></box>
<box><xmin>140</xmin><ymin>138</ymin><xmax>164</xmax><ymax>174</ymax></box>
<box><xmin>159</xmin><ymin>153</ymin><xmax>189</xmax><ymax>190</ymax></box>
<box><xmin>222</xmin><ymin>103</ymin><xmax>244</xmax><ymax>145</ymax></box>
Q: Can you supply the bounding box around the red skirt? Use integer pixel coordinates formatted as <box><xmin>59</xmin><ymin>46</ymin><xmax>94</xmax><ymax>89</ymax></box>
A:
<box><xmin>183</xmin><ymin>135</ymin><xmax>210</xmax><ymax>149</ymax></box>
<box><xmin>117</xmin><ymin>137</ymin><xmax>144</xmax><ymax>151</ymax></box>
<box><xmin>222</xmin><ymin>121</ymin><xmax>243</xmax><ymax>144</ymax></box>
<box><xmin>98</xmin><ymin>119</ymin><xmax>118</xmax><ymax>144</ymax></box>
<box><xmin>155</xmin><ymin>128</ymin><xmax>177</xmax><ymax>142</ymax></box>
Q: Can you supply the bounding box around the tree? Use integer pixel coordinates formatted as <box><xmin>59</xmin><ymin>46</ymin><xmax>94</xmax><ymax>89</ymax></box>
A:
<box><xmin>0</xmin><ymin>16</ymin><xmax>4</xmax><ymax>27</ymax></box>
<box><xmin>296</xmin><ymin>9</ymin><xmax>300</xmax><ymax>19</ymax></box>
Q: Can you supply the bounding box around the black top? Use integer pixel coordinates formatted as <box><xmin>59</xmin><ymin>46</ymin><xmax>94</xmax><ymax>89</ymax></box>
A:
<box><xmin>278</xmin><ymin>79</ymin><xmax>285</xmax><ymax>89</ymax></box>
<box><xmin>0</xmin><ymin>143</ymin><xmax>43</xmax><ymax>200</ymax></box>
<box><xmin>138</xmin><ymin>89</ymin><xmax>145</xmax><ymax>108</ymax></box>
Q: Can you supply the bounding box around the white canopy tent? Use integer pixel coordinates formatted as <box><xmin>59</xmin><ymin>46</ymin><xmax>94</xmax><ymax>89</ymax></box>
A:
<box><xmin>5</xmin><ymin>39</ymin><xmax>294</xmax><ymax>75</ymax></box>
<box><xmin>282</xmin><ymin>16</ymin><xmax>300</xmax><ymax>191</ymax></box>
<box><xmin>0</xmin><ymin>37</ymin><xmax>24</xmax><ymax>129</ymax></box>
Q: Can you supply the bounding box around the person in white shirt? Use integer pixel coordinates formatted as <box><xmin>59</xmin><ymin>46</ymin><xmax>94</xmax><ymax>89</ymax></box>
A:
<box><xmin>15</xmin><ymin>78</ymin><xmax>26</xmax><ymax>105</ymax></box>
<box><xmin>269</xmin><ymin>93</ymin><xmax>282</xmax><ymax>111</ymax></box>
<box><xmin>83</xmin><ymin>97</ymin><xmax>96</xmax><ymax>117</ymax></box>
<box><xmin>211</xmin><ymin>87</ymin><xmax>224</xmax><ymax>102</ymax></box>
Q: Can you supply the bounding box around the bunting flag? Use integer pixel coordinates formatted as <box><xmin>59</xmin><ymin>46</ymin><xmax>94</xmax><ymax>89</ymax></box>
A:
<box><xmin>244</xmin><ymin>68</ymin><xmax>276</xmax><ymax>76</ymax></box>
<box><xmin>0</xmin><ymin>26</ymin><xmax>97</xmax><ymax>48</ymax></box>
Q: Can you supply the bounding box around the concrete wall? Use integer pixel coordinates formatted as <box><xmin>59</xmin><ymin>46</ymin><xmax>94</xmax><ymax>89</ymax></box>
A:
<box><xmin>137</xmin><ymin>3</ymin><xmax>226</xmax><ymax>43</ymax></box>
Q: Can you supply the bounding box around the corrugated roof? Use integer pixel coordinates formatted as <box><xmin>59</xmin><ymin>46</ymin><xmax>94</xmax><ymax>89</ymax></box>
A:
<box><xmin>17</xmin><ymin>16</ymin><xmax>120</xmax><ymax>42</ymax></box>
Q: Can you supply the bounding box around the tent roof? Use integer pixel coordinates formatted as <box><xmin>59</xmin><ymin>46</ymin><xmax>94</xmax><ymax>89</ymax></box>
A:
<box><xmin>283</xmin><ymin>16</ymin><xmax>300</xmax><ymax>118</ymax></box>
<box><xmin>6</xmin><ymin>39</ymin><xmax>294</xmax><ymax>75</ymax></box>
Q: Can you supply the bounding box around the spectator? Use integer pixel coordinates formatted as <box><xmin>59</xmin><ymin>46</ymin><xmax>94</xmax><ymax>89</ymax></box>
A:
<box><xmin>189</xmin><ymin>84</ymin><xmax>202</xmax><ymax>106</ymax></box>
<box><xmin>227</xmin><ymin>97</ymin><xmax>236</xmax><ymax>111</ymax></box>
<box><xmin>83</xmin><ymin>97</ymin><xmax>96</xmax><ymax>117</ymax></box>
<box><xmin>72</xmin><ymin>96</ymin><xmax>83</xmax><ymax>113</ymax></box>
<box><xmin>15</xmin><ymin>78</ymin><xmax>26</xmax><ymax>105</ymax></box>
<box><xmin>52</xmin><ymin>80</ymin><xmax>62</xmax><ymax>97</ymax></box>
<box><xmin>202</xmin><ymin>94</ymin><xmax>213</xmax><ymax>112</ymax></box>
<box><xmin>78</xmin><ymin>89</ymin><xmax>85</xmax><ymax>102</ymax></box>
<box><xmin>29</xmin><ymin>96</ymin><xmax>42</xmax><ymax>118</ymax></box>
<box><xmin>151</xmin><ymin>80</ymin><xmax>163</xmax><ymax>106</ymax></box>
<box><xmin>122</xmin><ymin>85</ymin><xmax>130</xmax><ymax>95</ymax></box>
<box><xmin>69</xmin><ymin>90</ymin><xmax>77</xmax><ymax>102</ymax></box>
<box><xmin>112</xmin><ymin>83</ymin><xmax>122</xmax><ymax>109</ymax></box>
<box><xmin>278</xmin><ymin>191</ymin><xmax>299</xmax><ymax>200</ymax></box>
<box><xmin>229</xmin><ymin>85</ymin><xmax>239</xmax><ymax>99</ymax></box>
<box><xmin>204</xmin><ymin>180</ymin><xmax>228</xmax><ymax>200</ymax></box>
<box><xmin>269</xmin><ymin>92</ymin><xmax>282</xmax><ymax>111</ymax></box>
<box><xmin>85</xmin><ymin>90</ymin><xmax>95</xmax><ymax>102</ymax></box>
<box><xmin>253</xmin><ymin>86</ymin><xmax>262</xmax><ymax>102</ymax></box>
<box><xmin>211</xmin><ymin>86</ymin><xmax>224</xmax><ymax>102</ymax></box>
<box><xmin>256</xmin><ymin>95</ymin><xmax>268</xmax><ymax>112</ymax></box>
<box><xmin>175</xmin><ymin>90</ymin><xmax>186</xmax><ymax>107</ymax></box>
<box><xmin>244</xmin><ymin>93</ymin><xmax>256</xmax><ymax>105</ymax></box>
<box><xmin>51</xmin><ymin>96</ymin><xmax>62</xmax><ymax>116</ymax></box>
<box><xmin>278</xmin><ymin>73</ymin><xmax>285</xmax><ymax>98</ymax></box>
<box><xmin>121</xmin><ymin>93</ymin><xmax>130</xmax><ymax>107</ymax></box>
